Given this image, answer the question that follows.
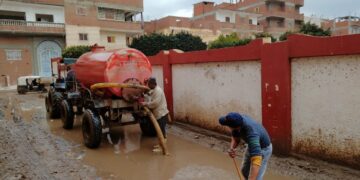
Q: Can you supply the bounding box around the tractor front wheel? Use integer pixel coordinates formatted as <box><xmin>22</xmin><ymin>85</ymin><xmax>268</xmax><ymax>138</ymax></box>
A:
<box><xmin>49</xmin><ymin>92</ymin><xmax>63</xmax><ymax>119</ymax></box>
<box><xmin>61</xmin><ymin>100</ymin><xmax>74</xmax><ymax>129</ymax></box>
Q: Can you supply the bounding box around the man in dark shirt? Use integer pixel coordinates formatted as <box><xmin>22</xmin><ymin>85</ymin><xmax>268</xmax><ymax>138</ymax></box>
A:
<box><xmin>219</xmin><ymin>112</ymin><xmax>272</xmax><ymax>180</ymax></box>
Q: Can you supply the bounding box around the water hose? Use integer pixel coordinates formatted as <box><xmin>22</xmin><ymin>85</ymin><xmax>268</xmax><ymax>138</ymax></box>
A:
<box><xmin>90</xmin><ymin>83</ymin><xmax>150</xmax><ymax>91</ymax></box>
<box><xmin>144</xmin><ymin>107</ymin><xmax>170</xmax><ymax>156</ymax></box>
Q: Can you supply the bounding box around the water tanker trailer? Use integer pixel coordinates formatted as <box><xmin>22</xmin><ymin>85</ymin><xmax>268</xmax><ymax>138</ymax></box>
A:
<box><xmin>59</xmin><ymin>45</ymin><xmax>168</xmax><ymax>154</ymax></box>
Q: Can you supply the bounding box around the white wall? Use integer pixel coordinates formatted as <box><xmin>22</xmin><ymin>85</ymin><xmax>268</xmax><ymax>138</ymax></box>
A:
<box><xmin>151</xmin><ymin>65</ymin><xmax>164</xmax><ymax>89</ymax></box>
<box><xmin>216</xmin><ymin>11</ymin><xmax>235</xmax><ymax>23</ymax></box>
<box><xmin>0</xmin><ymin>1</ymin><xmax>65</xmax><ymax>23</ymax></box>
<box><xmin>100</xmin><ymin>31</ymin><xmax>127</xmax><ymax>50</ymax></box>
<box><xmin>172</xmin><ymin>61</ymin><xmax>262</xmax><ymax>131</ymax></box>
<box><xmin>66</xmin><ymin>25</ymin><xmax>101</xmax><ymax>47</ymax></box>
<box><xmin>292</xmin><ymin>55</ymin><xmax>360</xmax><ymax>165</ymax></box>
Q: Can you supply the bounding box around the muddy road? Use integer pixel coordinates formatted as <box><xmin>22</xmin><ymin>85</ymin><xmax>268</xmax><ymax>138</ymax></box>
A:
<box><xmin>1</xmin><ymin>90</ymin><xmax>360</xmax><ymax>180</ymax></box>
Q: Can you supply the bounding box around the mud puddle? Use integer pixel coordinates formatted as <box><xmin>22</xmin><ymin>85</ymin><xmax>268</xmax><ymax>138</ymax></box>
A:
<box><xmin>48</xmin><ymin>114</ymin><xmax>293</xmax><ymax>180</ymax></box>
<box><xmin>6</xmin><ymin>91</ymin><xmax>360</xmax><ymax>180</ymax></box>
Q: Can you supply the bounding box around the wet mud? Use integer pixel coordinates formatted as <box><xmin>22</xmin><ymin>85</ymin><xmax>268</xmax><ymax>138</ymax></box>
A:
<box><xmin>1</xmin><ymin>90</ymin><xmax>360</xmax><ymax>180</ymax></box>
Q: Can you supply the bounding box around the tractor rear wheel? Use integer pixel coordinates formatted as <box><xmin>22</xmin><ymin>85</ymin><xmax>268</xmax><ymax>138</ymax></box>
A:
<box><xmin>61</xmin><ymin>100</ymin><xmax>74</xmax><ymax>129</ymax></box>
<box><xmin>82</xmin><ymin>109</ymin><xmax>102</xmax><ymax>149</ymax></box>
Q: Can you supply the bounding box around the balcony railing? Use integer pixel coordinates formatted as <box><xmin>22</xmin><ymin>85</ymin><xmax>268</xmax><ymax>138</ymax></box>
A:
<box><xmin>97</xmin><ymin>19</ymin><xmax>143</xmax><ymax>33</ymax></box>
<box><xmin>0</xmin><ymin>19</ymin><xmax>65</xmax><ymax>36</ymax></box>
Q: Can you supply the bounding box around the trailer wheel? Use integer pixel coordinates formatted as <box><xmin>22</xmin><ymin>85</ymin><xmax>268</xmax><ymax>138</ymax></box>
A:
<box><xmin>61</xmin><ymin>100</ymin><xmax>74</xmax><ymax>129</ymax></box>
<box><xmin>139</xmin><ymin>116</ymin><xmax>157</xmax><ymax>137</ymax></box>
<box><xmin>49</xmin><ymin>92</ymin><xmax>63</xmax><ymax>119</ymax></box>
<box><xmin>82</xmin><ymin>109</ymin><xmax>102</xmax><ymax>149</ymax></box>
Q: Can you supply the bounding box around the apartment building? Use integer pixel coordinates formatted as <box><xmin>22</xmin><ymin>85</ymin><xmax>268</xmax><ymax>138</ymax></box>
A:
<box><xmin>322</xmin><ymin>16</ymin><xmax>360</xmax><ymax>36</ymax></box>
<box><xmin>145</xmin><ymin>1</ymin><xmax>263</xmax><ymax>43</ymax></box>
<box><xmin>235</xmin><ymin>0</ymin><xmax>304</xmax><ymax>37</ymax></box>
<box><xmin>0</xmin><ymin>0</ymin><xmax>144</xmax><ymax>87</ymax></box>
<box><xmin>0</xmin><ymin>0</ymin><xmax>65</xmax><ymax>85</ymax></box>
<box><xmin>64</xmin><ymin>0</ymin><xmax>143</xmax><ymax>50</ymax></box>
<box><xmin>145</xmin><ymin>0</ymin><xmax>304</xmax><ymax>42</ymax></box>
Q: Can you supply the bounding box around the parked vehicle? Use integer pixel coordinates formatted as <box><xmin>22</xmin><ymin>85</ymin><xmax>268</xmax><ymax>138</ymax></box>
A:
<box><xmin>17</xmin><ymin>76</ymin><xmax>51</xmax><ymax>94</ymax></box>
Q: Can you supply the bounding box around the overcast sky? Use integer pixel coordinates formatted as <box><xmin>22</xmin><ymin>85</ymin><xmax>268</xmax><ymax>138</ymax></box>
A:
<box><xmin>143</xmin><ymin>0</ymin><xmax>360</xmax><ymax>20</ymax></box>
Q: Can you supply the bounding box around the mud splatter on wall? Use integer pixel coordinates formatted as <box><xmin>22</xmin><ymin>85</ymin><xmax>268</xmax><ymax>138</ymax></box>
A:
<box><xmin>291</xmin><ymin>55</ymin><xmax>360</xmax><ymax>168</ymax></box>
<box><xmin>172</xmin><ymin>61</ymin><xmax>262</xmax><ymax>133</ymax></box>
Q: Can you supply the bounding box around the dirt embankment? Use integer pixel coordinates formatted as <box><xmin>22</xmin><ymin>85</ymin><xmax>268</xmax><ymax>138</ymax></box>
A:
<box><xmin>0</xmin><ymin>92</ymin><xmax>98</xmax><ymax>180</ymax></box>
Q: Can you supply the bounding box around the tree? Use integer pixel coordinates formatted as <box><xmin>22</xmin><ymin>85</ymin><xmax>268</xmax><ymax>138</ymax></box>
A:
<box><xmin>173</xmin><ymin>32</ymin><xmax>207</xmax><ymax>52</ymax></box>
<box><xmin>279</xmin><ymin>31</ymin><xmax>295</xmax><ymax>41</ymax></box>
<box><xmin>62</xmin><ymin>45</ymin><xmax>91</xmax><ymax>58</ymax></box>
<box><xmin>130</xmin><ymin>32</ymin><xmax>207</xmax><ymax>56</ymax></box>
<box><xmin>208</xmin><ymin>33</ymin><xmax>251</xmax><ymax>49</ymax></box>
<box><xmin>299</xmin><ymin>22</ymin><xmax>331</xmax><ymax>36</ymax></box>
<box><xmin>254</xmin><ymin>32</ymin><xmax>277</xmax><ymax>42</ymax></box>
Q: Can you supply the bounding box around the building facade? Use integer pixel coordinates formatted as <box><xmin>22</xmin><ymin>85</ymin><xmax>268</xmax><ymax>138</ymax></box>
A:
<box><xmin>0</xmin><ymin>0</ymin><xmax>65</xmax><ymax>85</ymax></box>
<box><xmin>145</xmin><ymin>0</ymin><xmax>304</xmax><ymax>42</ymax></box>
<box><xmin>235</xmin><ymin>0</ymin><xmax>304</xmax><ymax>37</ymax></box>
<box><xmin>0</xmin><ymin>0</ymin><xmax>144</xmax><ymax>87</ymax></box>
<box><xmin>322</xmin><ymin>16</ymin><xmax>360</xmax><ymax>36</ymax></box>
<box><xmin>64</xmin><ymin>0</ymin><xmax>143</xmax><ymax>50</ymax></box>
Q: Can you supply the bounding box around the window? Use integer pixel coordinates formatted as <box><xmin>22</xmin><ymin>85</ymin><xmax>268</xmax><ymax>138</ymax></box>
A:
<box><xmin>35</xmin><ymin>14</ymin><xmax>54</xmax><ymax>22</ymax></box>
<box><xmin>107</xmin><ymin>36</ymin><xmax>116</xmax><ymax>43</ymax></box>
<box><xmin>79</xmin><ymin>33</ymin><xmax>88</xmax><ymax>41</ymax></box>
<box><xmin>249</xmin><ymin>19</ymin><xmax>253</xmax><ymax>25</ymax></box>
<box><xmin>98</xmin><ymin>7</ymin><xmax>124</xmax><ymax>21</ymax></box>
<box><xmin>225</xmin><ymin>17</ymin><xmax>230</xmax><ymax>23</ymax></box>
<box><xmin>254</xmin><ymin>7</ymin><xmax>260</xmax><ymax>13</ymax></box>
<box><xmin>5</xmin><ymin>50</ymin><xmax>22</xmax><ymax>61</ymax></box>
<box><xmin>76</xmin><ymin>6</ymin><xmax>88</xmax><ymax>16</ymax></box>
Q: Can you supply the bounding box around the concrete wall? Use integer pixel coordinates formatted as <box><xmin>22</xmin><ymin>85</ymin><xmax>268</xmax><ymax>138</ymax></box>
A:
<box><xmin>0</xmin><ymin>1</ymin><xmax>65</xmax><ymax>23</ymax></box>
<box><xmin>172</xmin><ymin>61</ymin><xmax>262</xmax><ymax>132</ymax></box>
<box><xmin>291</xmin><ymin>55</ymin><xmax>360</xmax><ymax>166</ymax></box>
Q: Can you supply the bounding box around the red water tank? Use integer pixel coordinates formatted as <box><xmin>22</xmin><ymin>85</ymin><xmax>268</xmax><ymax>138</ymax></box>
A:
<box><xmin>73</xmin><ymin>46</ymin><xmax>152</xmax><ymax>98</ymax></box>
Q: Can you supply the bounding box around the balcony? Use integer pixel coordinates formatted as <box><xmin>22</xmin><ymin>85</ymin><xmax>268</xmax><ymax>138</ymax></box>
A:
<box><xmin>98</xmin><ymin>20</ymin><xmax>143</xmax><ymax>34</ymax></box>
<box><xmin>10</xmin><ymin>0</ymin><xmax>64</xmax><ymax>6</ymax></box>
<box><xmin>0</xmin><ymin>19</ymin><xmax>65</xmax><ymax>36</ymax></box>
<box><xmin>264</xmin><ymin>10</ymin><xmax>287</xmax><ymax>19</ymax></box>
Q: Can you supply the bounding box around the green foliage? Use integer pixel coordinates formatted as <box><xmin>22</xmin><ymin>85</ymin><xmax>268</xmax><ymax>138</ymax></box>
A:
<box><xmin>254</xmin><ymin>32</ymin><xmax>277</xmax><ymax>42</ymax></box>
<box><xmin>62</xmin><ymin>45</ymin><xmax>91</xmax><ymax>58</ymax></box>
<box><xmin>208</xmin><ymin>33</ymin><xmax>252</xmax><ymax>49</ymax></box>
<box><xmin>130</xmin><ymin>32</ymin><xmax>207</xmax><ymax>56</ymax></box>
<box><xmin>173</xmin><ymin>31</ymin><xmax>207</xmax><ymax>52</ymax></box>
<box><xmin>300</xmin><ymin>22</ymin><xmax>331</xmax><ymax>36</ymax></box>
<box><xmin>279</xmin><ymin>31</ymin><xmax>295</xmax><ymax>41</ymax></box>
